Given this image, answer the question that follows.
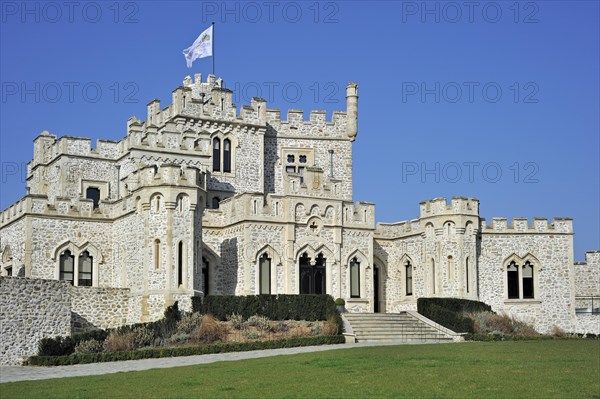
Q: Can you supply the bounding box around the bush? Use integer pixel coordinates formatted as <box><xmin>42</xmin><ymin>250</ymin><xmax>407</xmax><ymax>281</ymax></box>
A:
<box><xmin>335</xmin><ymin>298</ymin><xmax>345</xmax><ymax>306</ymax></box>
<box><xmin>193</xmin><ymin>295</ymin><xmax>338</xmax><ymax>323</ymax></box>
<box><xmin>38</xmin><ymin>329</ymin><xmax>109</xmax><ymax>356</ymax></box>
<box><xmin>322</xmin><ymin>318</ymin><xmax>340</xmax><ymax>336</ymax></box>
<box><xmin>131</xmin><ymin>325</ymin><xmax>155</xmax><ymax>348</ymax></box>
<box><xmin>467</xmin><ymin>311</ymin><xmax>539</xmax><ymax>337</ymax></box>
<box><xmin>190</xmin><ymin>315</ymin><xmax>229</xmax><ymax>344</ymax></box>
<box><xmin>176</xmin><ymin>312</ymin><xmax>203</xmax><ymax>335</ymax></box>
<box><xmin>26</xmin><ymin>335</ymin><xmax>346</xmax><ymax>366</ymax></box>
<box><xmin>74</xmin><ymin>339</ymin><xmax>104</xmax><ymax>354</ymax></box>
<box><xmin>104</xmin><ymin>332</ymin><xmax>135</xmax><ymax>352</ymax></box>
<box><xmin>226</xmin><ymin>313</ymin><xmax>245</xmax><ymax>330</ymax></box>
<box><xmin>417</xmin><ymin>298</ymin><xmax>492</xmax><ymax>333</ymax></box>
<box><xmin>247</xmin><ymin>315</ymin><xmax>271</xmax><ymax>332</ymax></box>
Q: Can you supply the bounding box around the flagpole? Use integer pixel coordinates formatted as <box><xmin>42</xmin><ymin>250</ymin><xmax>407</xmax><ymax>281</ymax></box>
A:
<box><xmin>212</xmin><ymin>22</ymin><xmax>215</xmax><ymax>76</ymax></box>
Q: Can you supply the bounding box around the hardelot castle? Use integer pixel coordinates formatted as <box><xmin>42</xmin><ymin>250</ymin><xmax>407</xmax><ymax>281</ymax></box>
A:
<box><xmin>1</xmin><ymin>74</ymin><xmax>598</xmax><ymax>364</ymax></box>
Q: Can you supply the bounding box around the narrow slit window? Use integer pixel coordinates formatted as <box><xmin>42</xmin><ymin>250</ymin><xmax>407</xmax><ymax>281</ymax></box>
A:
<box><xmin>507</xmin><ymin>261</ymin><xmax>519</xmax><ymax>299</ymax></box>
<box><xmin>212</xmin><ymin>138</ymin><xmax>221</xmax><ymax>171</ymax></box>
<box><xmin>350</xmin><ymin>257</ymin><xmax>360</xmax><ymax>298</ymax></box>
<box><xmin>259</xmin><ymin>253</ymin><xmax>271</xmax><ymax>295</ymax></box>
<box><xmin>405</xmin><ymin>261</ymin><xmax>413</xmax><ymax>296</ymax></box>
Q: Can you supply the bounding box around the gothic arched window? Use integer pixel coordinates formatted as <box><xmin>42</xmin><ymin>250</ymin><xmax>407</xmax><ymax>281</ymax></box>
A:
<box><xmin>350</xmin><ymin>257</ymin><xmax>360</xmax><ymax>298</ymax></box>
<box><xmin>507</xmin><ymin>261</ymin><xmax>519</xmax><ymax>299</ymax></box>
<box><xmin>259</xmin><ymin>253</ymin><xmax>271</xmax><ymax>295</ymax></box>
<box><xmin>212</xmin><ymin>138</ymin><xmax>221</xmax><ymax>172</ymax></box>
<box><xmin>59</xmin><ymin>250</ymin><xmax>75</xmax><ymax>285</ymax></box>
<box><xmin>223</xmin><ymin>139</ymin><xmax>231</xmax><ymax>173</ymax></box>
<box><xmin>405</xmin><ymin>260</ymin><xmax>413</xmax><ymax>296</ymax></box>
<box><xmin>78</xmin><ymin>250</ymin><xmax>93</xmax><ymax>287</ymax></box>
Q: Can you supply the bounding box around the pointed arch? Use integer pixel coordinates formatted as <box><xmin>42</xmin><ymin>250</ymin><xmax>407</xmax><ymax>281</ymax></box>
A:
<box><xmin>254</xmin><ymin>244</ymin><xmax>282</xmax><ymax>295</ymax></box>
<box><xmin>1</xmin><ymin>245</ymin><xmax>13</xmax><ymax>277</ymax></box>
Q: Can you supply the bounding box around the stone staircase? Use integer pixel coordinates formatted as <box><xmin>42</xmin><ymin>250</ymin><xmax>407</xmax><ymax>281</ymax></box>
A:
<box><xmin>343</xmin><ymin>311</ymin><xmax>461</xmax><ymax>344</ymax></box>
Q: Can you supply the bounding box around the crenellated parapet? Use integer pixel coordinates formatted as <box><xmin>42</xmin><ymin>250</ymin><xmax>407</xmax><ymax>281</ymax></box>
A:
<box><xmin>30</xmin><ymin>131</ymin><xmax>123</xmax><ymax>169</ymax></box>
<box><xmin>375</xmin><ymin>219</ymin><xmax>422</xmax><ymax>239</ymax></box>
<box><xmin>419</xmin><ymin>197</ymin><xmax>480</xmax><ymax>218</ymax></box>
<box><xmin>481</xmin><ymin>217</ymin><xmax>573</xmax><ymax>234</ymax></box>
<box><xmin>202</xmin><ymin>191</ymin><xmax>374</xmax><ymax>230</ymax></box>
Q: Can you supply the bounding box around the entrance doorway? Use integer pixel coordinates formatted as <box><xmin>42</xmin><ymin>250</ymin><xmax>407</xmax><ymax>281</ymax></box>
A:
<box><xmin>299</xmin><ymin>253</ymin><xmax>326</xmax><ymax>294</ymax></box>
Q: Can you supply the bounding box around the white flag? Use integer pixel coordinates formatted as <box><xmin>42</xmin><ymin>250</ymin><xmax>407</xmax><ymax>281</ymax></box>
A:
<box><xmin>182</xmin><ymin>25</ymin><xmax>213</xmax><ymax>68</ymax></box>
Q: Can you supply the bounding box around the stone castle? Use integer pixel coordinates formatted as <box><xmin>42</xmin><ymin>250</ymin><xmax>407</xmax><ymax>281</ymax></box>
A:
<box><xmin>1</xmin><ymin>74</ymin><xmax>598</xmax><ymax>363</ymax></box>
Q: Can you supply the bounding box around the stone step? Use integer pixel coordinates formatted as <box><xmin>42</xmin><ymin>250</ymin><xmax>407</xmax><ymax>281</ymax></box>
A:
<box><xmin>344</xmin><ymin>312</ymin><xmax>456</xmax><ymax>344</ymax></box>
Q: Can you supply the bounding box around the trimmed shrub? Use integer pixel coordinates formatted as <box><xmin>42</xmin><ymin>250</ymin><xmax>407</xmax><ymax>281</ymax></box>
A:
<box><xmin>417</xmin><ymin>298</ymin><xmax>492</xmax><ymax>333</ymax></box>
<box><xmin>26</xmin><ymin>335</ymin><xmax>346</xmax><ymax>367</ymax></box>
<box><xmin>193</xmin><ymin>294</ymin><xmax>338</xmax><ymax>323</ymax></box>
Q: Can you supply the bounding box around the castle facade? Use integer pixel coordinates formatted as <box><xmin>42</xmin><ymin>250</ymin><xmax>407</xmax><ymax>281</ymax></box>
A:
<box><xmin>1</xmin><ymin>74</ymin><xmax>598</xmax><ymax>337</ymax></box>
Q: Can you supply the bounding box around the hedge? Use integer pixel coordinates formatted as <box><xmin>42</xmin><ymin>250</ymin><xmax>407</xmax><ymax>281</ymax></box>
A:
<box><xmin>26</xmin><ymin>335</ymin><xmax>346</xmax><ymax>366</ymax></box>
<box><xmin>193</xmin><ymin>295</ymin><xmax>338</xmax><ymax>322</ymax></box>
<box><xmin>417</xmin><ymin>298</ymin><xmax>492</xmax><ymax>333</ymax></box>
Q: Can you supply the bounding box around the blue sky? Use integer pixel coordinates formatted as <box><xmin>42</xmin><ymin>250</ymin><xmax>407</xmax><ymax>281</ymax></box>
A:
<box><xmin>0</xmin><ymin>1</ymin><xmax>598</xmax><ymax>260</ymax></box>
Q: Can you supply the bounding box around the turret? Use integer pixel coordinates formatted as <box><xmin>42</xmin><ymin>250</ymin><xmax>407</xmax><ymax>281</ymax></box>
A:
<box><xmin>346</xmin><ymin>82</ymin><xmax>358</xmax><ymax>141</ymax></box>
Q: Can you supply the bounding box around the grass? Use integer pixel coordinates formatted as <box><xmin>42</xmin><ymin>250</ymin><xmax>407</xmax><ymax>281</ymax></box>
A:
<box><xmin>2</xmin><ymin>340</ymin><xmax>599</xmax><ymax>399</ymax></box>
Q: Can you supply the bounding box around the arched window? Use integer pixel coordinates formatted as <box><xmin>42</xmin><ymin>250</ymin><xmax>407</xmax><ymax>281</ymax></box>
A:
<box><xmin>223</xmin><ymin>139</ymin><xmax>231</xmax><ymax>173</ymax></box>
<box><xmin>506</xmin><ymin>257</ymin><xmax>537</xmax><ymax>300</ymax></box>
<box><xmin>405</xmin><ymin>260</ymin><xmax>413</xmax><ymax>296</ymax></box>
<box><xmin>350</xmin><ymin>257</ymin><xmax>360</xmax><ymax>298</ymax></box>
<box><xmin>86</xmin><ymin>187</ymin><xmax>100</xmax><ymax>209</ymax></box>
<box><xmin>78</xmin><ymin>250</ymin><xmax>93</xmax><ymax>287</ymax></box>
<box><xmin>202</xmin><ymin>256</ymin><xmax>209</xmax><ymax>295</ymax></box>
<box><xmin>212</xmin><ymin>197</ymin><xmax>220</xmax><ymax>209</ymax></box>
<box><xmin>523</xmin><ymin>261</ymin><xmax>534</xmax><ymax>298</ymax></box>
<box><xmin>177</xmin><ymin>241</ymin><xmax>184</xmax><ymax>287</ymax></box>
<box><xmin>507</xmin><ymin>261</ymin><xmax>519</xmax><ymax>299</ymax></box>
<box><xmin>259</xmin><ymin>253</ymin><xmax>271</xmax><ymax>294</ymax></box>
<box><xmin>59</xmin><ymin>250</ymin><xmax>75</xmax><ymax>285</ymax></box>
<box><xmin>154</xmin><ymin>239</ymin><xmax>161</xmax><ymax>269</ymax></box>
<box><xmin>212</xmin><ymin>138</ymin><xmax>221</xmax><ymax>172</ymax></box>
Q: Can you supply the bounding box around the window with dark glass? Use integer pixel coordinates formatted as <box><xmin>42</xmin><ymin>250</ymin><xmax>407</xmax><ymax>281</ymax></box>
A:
<box><xmin>405</xmin><ymin>261</ymin><xmax>413</xmax><ymax>296</ymax></box>
<box><xmin>522</xmin><ymin>262</ymin><xmax>534</xmax><ymax>298</ymax></box>
<box><xmin>259</xmin><ymin>253</ymin><xmax>271</xmax><ymax>294</ymax></box>
<box><xmin>507</xmin><ymin>261</ymin><xmax>519</xmax><ymax>299</ymax></box>
<box><xmin>86</xmin><ymin>187</ymin><xmax>100</xmax><ymax>209</ymax></box>
<box><xmin>202</xmin><ymin>257</ymin><xmax>209</xmax><ymax>295</ymax></box>
<box><xmin>212</xmin><ymin>197</ymin><xmax>220</xmax><ymax>209</ymax></box>
<box><xmin>350</xmin><ymin>257</ymin><xmax>360</xmax><ymax>298</ymax></box>
<box><xmin>60</xmin><ymin>250</ymin><xmax>75</xmax><ymax>285</ymax></box>
<box><xmin>223</xmin><ymin>139</ymin><xmax>231</xmax><ymax>173</ymax></box>
<box><xmin>178</xmin><ymin>241</ymin><xmax>183</xmax><ymax>286</ymax></box>
<box><xmin>212</xmin><ymin>138</ymin><xmax>221</xmax><ymax>171</ymax></box>
<box><xmin>78</xmin><ymin>250</ymin><xmax>93</xmax><ymax>286</ymax></box>
<box><xmin>465</xmin><ymin>257</ymin><xmax>470</xmax><ymax>293</ymax></box>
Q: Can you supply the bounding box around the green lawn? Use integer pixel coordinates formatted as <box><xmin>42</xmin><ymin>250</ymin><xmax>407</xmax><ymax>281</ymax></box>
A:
<box><xmin>2</xmin><ymin>340</ymin><xmax>599</xmax><ymax>399</ymax></box>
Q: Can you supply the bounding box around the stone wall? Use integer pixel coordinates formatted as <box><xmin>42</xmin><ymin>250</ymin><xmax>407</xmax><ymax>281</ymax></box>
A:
<box><xmin>0</xmin><ymin>277</ymin><xmax>71</xmax><ymax>366</ymax></box>
<box><xmin>70</xmin><ymin>286</ymin><xmax>130</xmax><ymax>334</ymax></box>
<box><xmin>574</xmin><ymin>251</ymin><xmax>600</xmax><ymax>297</ymax></box>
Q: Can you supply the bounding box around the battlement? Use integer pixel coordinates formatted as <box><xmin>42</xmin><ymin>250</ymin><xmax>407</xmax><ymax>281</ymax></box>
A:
<box><xmin>375</xmin><ymin>219</ymin><xmax>422</xmax><ymax>239</ymax></box>
<box><xmin>419</xmin><ymin>197</ymin><xmax>480</xmax><ymax>218</ymax></box>
<box><xmin>133</xmin><ymin>75</ymin><xmax>357</xmax><ymax>141</ymax></box>
<box><xmin>137</xmin><ymin>164</ymin><xmax>204</xmax><ymax>188</ymax></box>
<box><xmin>203</xmin><ymin>192</ymin><xmax>374</xmax><ymax>229</ymax></box>
<box><xmin>31</xmin><ymin>130</ymin><xmax>124</xmax><ymax>169</ymax></box>
<box><xmin>480</xmin><ymin>217</ymin><xmax>573</xmax><ymax>234</ymax></box>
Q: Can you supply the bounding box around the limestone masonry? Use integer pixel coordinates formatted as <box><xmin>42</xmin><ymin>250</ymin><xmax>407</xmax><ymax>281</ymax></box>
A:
<box><xmin>1</xmin><ymin>74</ymin><xmax>598</xmax><ymax>364</ymax></box>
